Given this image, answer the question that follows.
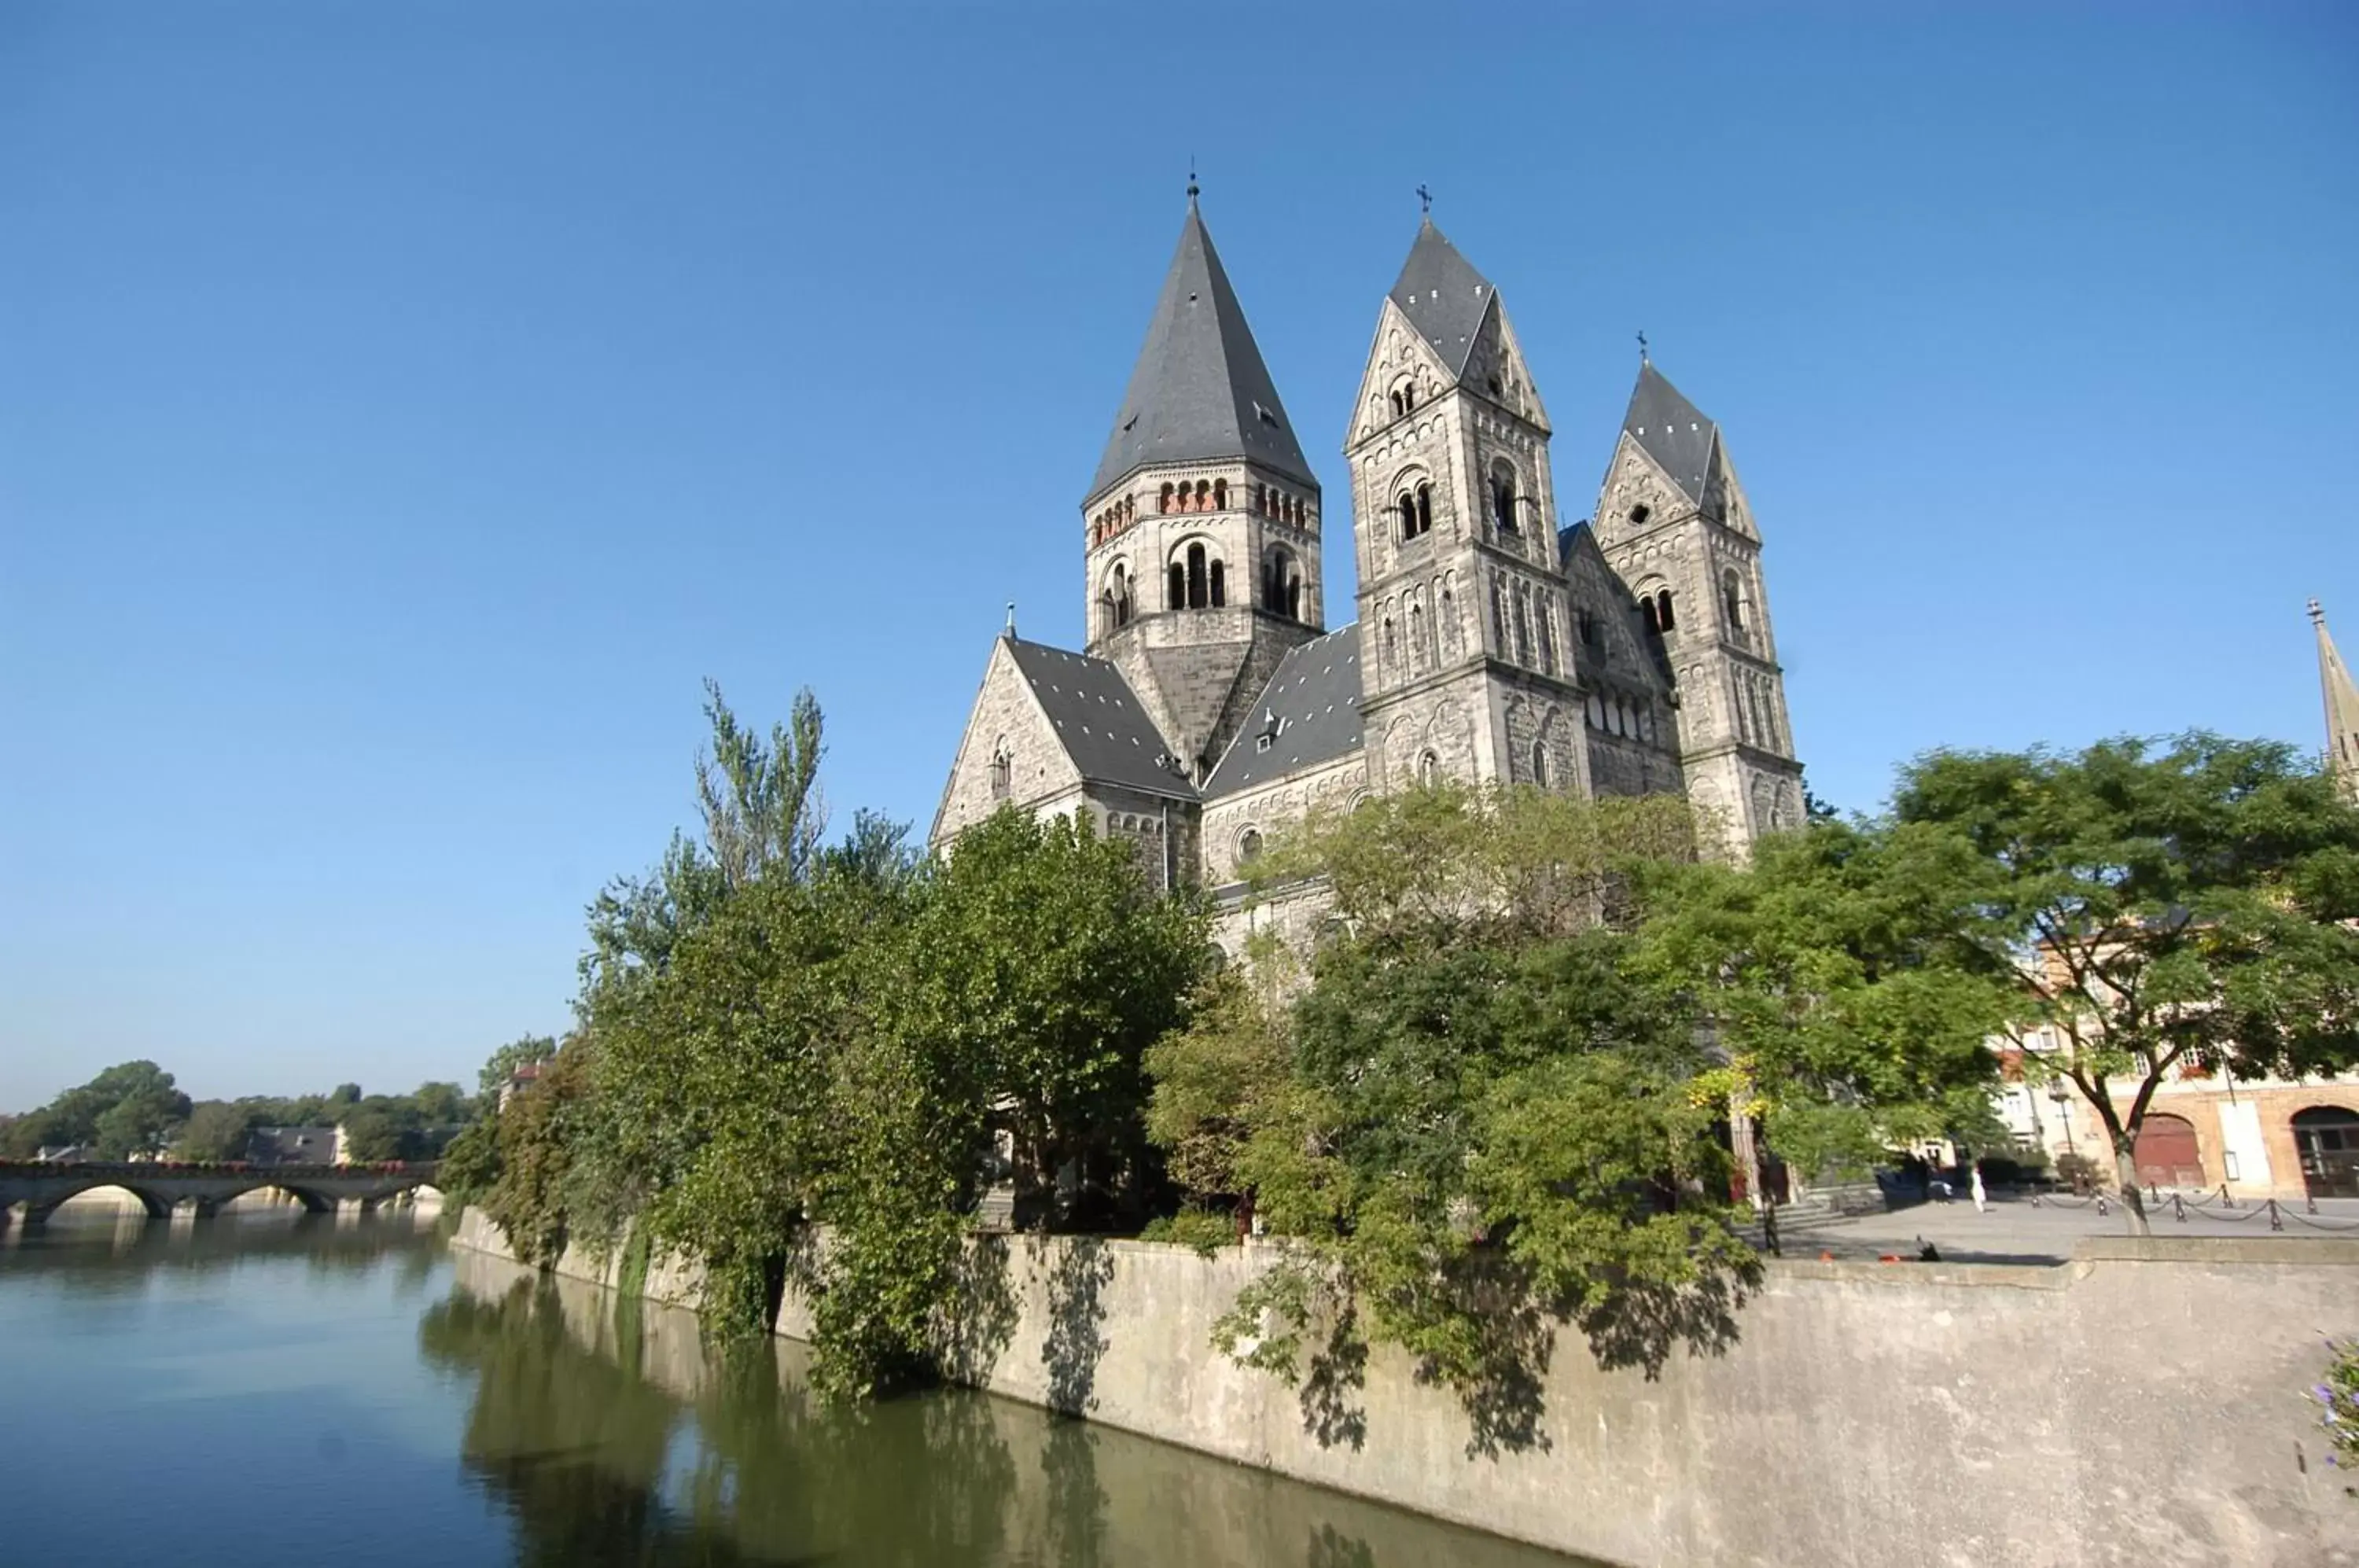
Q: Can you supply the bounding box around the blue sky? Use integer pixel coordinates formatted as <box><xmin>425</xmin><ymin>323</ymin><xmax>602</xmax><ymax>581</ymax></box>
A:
<box><xmin>4</xmin><ymin>4</ymin><xmax>2353</xmax><ymax>1108</ymax></box>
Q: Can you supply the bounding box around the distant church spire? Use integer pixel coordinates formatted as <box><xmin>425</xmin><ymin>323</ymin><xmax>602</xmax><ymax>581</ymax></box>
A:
<box><xmin>2314</xmin><ymin>598</ymin><xmax>2359</xmax><ymax>803</ymax></box>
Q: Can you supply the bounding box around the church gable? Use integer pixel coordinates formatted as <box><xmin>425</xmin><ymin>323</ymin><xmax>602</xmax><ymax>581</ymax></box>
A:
<box><xmin>1592</xmin><ymin>430</ymin><xmax>1699</xmax><ymax>547</ymax></box>
<box><xmin>1462</xmin><ymin>302</ymin><xmax>1551</xmax><ymax>433</ymax></box>
<box><xmin>1349</xmin><ymin>297</ymin><xmax>1458</xmax><ymax>447</ymax></box>
<box><xmin>930</xmin><ymin>638</ymin><xmax>1085</xmax><ymax>851</ymax></box>
<box><xmin>1561</xmin><ymin>525</ymin><xmax>1675</xmax><ymax>702</ymax></box>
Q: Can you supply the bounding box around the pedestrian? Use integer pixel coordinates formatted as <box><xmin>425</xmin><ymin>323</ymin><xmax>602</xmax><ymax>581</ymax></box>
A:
<box><xmin>1970</xmin><ymin>1163</ymin><xmax>1988</xmax><ymax>1214</ymax></box>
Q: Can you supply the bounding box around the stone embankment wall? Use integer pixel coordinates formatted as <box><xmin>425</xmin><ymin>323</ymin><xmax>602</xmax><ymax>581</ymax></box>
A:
<box><xmin>451</xmin><ymin>1210</ymin><xmax>2359</xmax><ymax>1568</ymax></box>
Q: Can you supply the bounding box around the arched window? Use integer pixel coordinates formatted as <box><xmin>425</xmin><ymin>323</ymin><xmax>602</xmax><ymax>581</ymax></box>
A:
<box><xmin>1253</xmin><ymin>483</ymin><xmax>1265</xmax><ymax>515</ymax></box>
<box><xmin>1418</xmin><ymin>749</ymin><xmax>1441</xmax><ymax>788</ymax></box>
<box><xmin>1531</xmin><ymin>739</ymin><xmax>1551</xmax><ymax>789</ymax></box>
<box><xmin>1408</xmin><ymin>601</ymin><xmax>1426</xmax><ymax>672</ymax></box>
<box><xmin>1237</xmin><ymin>827</ymin><xmax>1263</xmax><ymax>864</ymax></box>
<box><xmin>1109</xmin><ymin>563</ymin><xmax>1132</xmax><ymax>629</ymax></box>
<box><xmin>1577</xmin><ymin>609</ymin><xmax>1600</xmax><ymax>649</ymax></box>
<box><xmin>1398</xmin><ymin>491</ymin><xmax>1420</xmax><ymax>540</ymax></box>
<box><xmin>1512</xmin><ymin>585</ymin><xmax>1532</xmax><ymax>665</ymax></box>
<box><xmin>1382</xmin><ymin>615</ymin><xmax>1398</xmax><ymax>678</ymax></box>
<box><xmin>1194</xmin><ymin>479</ymin><xmax>1213</xmax><ymax>512</ymax></box>
<box><xmin>1389</xmin><ymin>389</ymin><xmax>1406</xmax><ymax>417</ymax></box>
<box><xmin>1168</xmin><ymin>561</ymin><xmax>1186</xmax><ymax>609</ymax></box>
<box><xmin>1491</xmin><ymin>463</ymin><xmax>1519</xmax><ymax>532</ymax></box>
<box><xmin>1656</xmin><ymin>590</ymin><xmax>1676</xmax><ymax>631</ymax></box>
<box><xmin>1183</xmin><ymin>543</ymin><xmax>1208</xmax><ymax>608</ymax></box>
<box><xmin>1641</xmin><ymin>596</ymin><xmax>1662</xmax><ymax>635</ymax></box>
<box><xmin>1209</xmin><ymin>559</ymin><xmax>1225</xmax><ymax>607</ymax></box>
<box><xmin>1415</xmin><ymin>483</ymin><xmax>1432</xmax><ymax>535</ymax></box>
<box><xmin>1491</xmin><ymin>579</ymin><xmax>1507</xmax><ymax>652</ymax></box>
<box><xmin>989</xmin><ymin>741</ymin><xmax>1012</xmax><ymax>801</ymax></box>
<box><xmin>1213</xmin><ymin>478</ymin><xmax>1228</xmax><ymax>510</ymax></box>
<box><xmin>1536</xmin><ymin>604</ymin><xmax>1556</xmax><ymax>675</ymax></box>
<box><xmin>1160</xmin><ymin>482</ymin><xmax>1175</xmax><ymax>514</ymax></box>
<box><xmin>1286</xmin><ymin>573</ymin><xmax>1301</xmax><ymax>620</ymax></box>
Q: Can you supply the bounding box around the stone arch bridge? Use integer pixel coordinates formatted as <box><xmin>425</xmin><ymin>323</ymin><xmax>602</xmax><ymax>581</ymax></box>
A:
<box><xmin>0</xmin><ymin>1161</ymin><xmax>441</xmax><ymax>1225</ymax></box>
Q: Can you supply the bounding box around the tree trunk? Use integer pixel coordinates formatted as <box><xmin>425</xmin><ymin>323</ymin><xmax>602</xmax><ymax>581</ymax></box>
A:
<box><xmin>2112</xmin><ymin>1146</ymin><xmax>2151</xmax><ymax>1236</ymax></box>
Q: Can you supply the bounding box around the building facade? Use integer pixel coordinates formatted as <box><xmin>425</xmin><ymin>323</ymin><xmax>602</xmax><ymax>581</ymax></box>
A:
<box><xmin>933</xmin><ymin>197</ymin><xmax>1806</xmax><ymax>946</ymax></box>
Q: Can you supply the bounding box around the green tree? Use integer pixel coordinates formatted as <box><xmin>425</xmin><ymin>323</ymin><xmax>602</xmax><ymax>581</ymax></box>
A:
<box><xmin>410</xmin><ymin>1080</ymin><xmax>469</xmax><ymax>1127</ymax></box>
<box><xmin>1890</xmin><ymin>733</ymin><xmax>2359</xmax><ymax>1232</ymax></box>
<box><xmin>694</xmin><ymin>679</ymin><xmax>826</xmax><ymax>892</ymax></box>
<box><xmin>1630</xmin><ymin>816</ymin><xmax>2019</xmax><ymax>1187</ymax></box>
<box><xmin>7</xmin><ymin>1061</ymin><xmax>193</xmax><ymax>1159</ymax></box>
<box><xmin>174</xmin><ymin>1101</ymin><xmax>254</xmax><ymax>1162</ymax></box>
<box><xmin>1153</xmin><ymin>786</ymin><xmax>1755</xmax><ymax>1442</ymax></box>
<box><xmin>905</xmin><ymin>808</ymin><xmax>1210</xmax><ymax>1225</ymax></box>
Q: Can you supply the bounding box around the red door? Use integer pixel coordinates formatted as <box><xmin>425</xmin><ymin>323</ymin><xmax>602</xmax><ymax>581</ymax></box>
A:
<box><xmin>2132</xmin><ymin>1113</ymin><xmax>2204</xmax><ymax>1190</ymax></box>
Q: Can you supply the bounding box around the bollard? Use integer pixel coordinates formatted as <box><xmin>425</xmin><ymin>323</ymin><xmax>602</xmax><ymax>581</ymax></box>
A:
<box><xmin>2269</xmin><ymin>1198</ymin><xmax>2284</xmax><ymax>1233</ymax></box>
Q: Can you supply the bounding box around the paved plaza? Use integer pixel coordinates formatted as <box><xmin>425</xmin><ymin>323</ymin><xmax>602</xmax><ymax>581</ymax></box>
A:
<box><xmin>1766</xmin><ymin>1191</ymin><xmax>2359</xmax><ymax>1264</ymax></box>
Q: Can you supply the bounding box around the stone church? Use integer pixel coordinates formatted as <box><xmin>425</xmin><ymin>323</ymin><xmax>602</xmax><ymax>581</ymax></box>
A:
<box><xmin>933</xmin><ymin>194</ymin><xmax>1807</xmax><ymax>945</ymax></box>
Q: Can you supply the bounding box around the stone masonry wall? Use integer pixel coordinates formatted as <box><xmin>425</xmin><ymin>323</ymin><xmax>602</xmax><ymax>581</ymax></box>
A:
<box><xmin>454</xmin><ymin>1209</ymin><xmax>2359</xmax><ymax>1568</ymax></box>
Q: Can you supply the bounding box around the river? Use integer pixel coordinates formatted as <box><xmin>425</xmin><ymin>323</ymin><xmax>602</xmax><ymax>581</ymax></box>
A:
<box><xmin>0</xmin><ymin>1207</ymin><xmax>1595</xmax><ymax>1567</ymax></box>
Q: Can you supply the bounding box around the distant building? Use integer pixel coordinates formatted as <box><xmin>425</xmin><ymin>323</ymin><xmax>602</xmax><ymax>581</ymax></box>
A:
<box><xmin>497</xmin><ymin>1060</ymin><xmax>544</xmax><ymax>1113</ymax></box>
<box><xmin>35</xmin><ymin>1145</ymin><xmax>90</xmax><ymax>1165</ymax></box>
<box><xmin>247</xmin><ymin>1126</ymin><xmax>346</xmax><ymax>1166</ymax></box>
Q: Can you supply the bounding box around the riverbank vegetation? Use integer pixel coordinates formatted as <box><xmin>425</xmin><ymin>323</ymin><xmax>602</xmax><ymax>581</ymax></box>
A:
<box><xmin>443</xmin><ymin>682</ymin><xmax>2359</xmax><ymax>1405</ymax></box>
<box><xmin>0</xmin><ymin>1062</ymin><xmax>483</xmax><ymax>1164</ymax></box>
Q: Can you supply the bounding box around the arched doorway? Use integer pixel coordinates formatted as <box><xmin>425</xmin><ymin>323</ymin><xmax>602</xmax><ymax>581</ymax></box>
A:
<box><xmin>2292</xmin><ymin>1106</ymin><xmax>2359</xmax><ymax>1199</ymax></box>
<box><xmin>2132</xmin><ymin>1113</ymin><xmax>2204</xmax><ymax>1190</ymax></box>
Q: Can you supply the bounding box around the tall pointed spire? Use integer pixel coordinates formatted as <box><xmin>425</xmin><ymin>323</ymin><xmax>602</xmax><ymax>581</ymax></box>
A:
<box><xmin>2313</xmin><ymin>599</ymin><xmax>2359</xmax><ymax>803</ymax></box>
<box><xmin>1090</xmin><ymin>201</ymin><xmax>1312</xmax><ymax>499</ymax></box>
<box><xmin>1621</xmin><ymin>359</ymin><xmax>1720</xmax><ymax>505</ymax></box>
<box><xmin>1388</xmin><ymin>215</ymin><xmax>1496</xmax><ymax>379</ymax></box>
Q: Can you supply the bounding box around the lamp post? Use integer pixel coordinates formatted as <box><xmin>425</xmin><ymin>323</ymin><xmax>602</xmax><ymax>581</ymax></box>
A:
<box><xmin>2048</xmin><ymin>1084</ymin><xmax>2076</xmax><ymax>1163</ymax></box>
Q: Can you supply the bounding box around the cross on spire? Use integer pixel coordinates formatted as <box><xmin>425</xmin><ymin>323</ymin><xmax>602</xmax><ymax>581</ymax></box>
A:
<box><xmin>1415</xmin><ymin>182</ymin><xmax>1432</xmax><ymax>215</ymax></box>
<box><xmin>1187</xmin><ymin>156</ymin><xmax>1198</xmax><ymax>204</ymax></box>
<box><xmin>1636</xmin><ymin>329</ymin><xmax>1650</xmax><ymax>363</ymax></box>
<box><xmin>1005</xmin><ymin>601</ymin><xmax>1018</xmax><ymax>637</ymax></box>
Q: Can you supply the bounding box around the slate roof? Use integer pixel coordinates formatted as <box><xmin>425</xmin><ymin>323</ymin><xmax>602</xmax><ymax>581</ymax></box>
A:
<box><xmin>249</xmin><ymin>1126</ymin><xmax>340</xmax><ymax>1166</ymax></box>
<box><xmin>1389</xmin><ymin>217</ymin><xmax>1497</xmax><ymax>380</ymax></box>
<box><xmin>1623</xmin><ymin>361</ymin><xmax>1720</xmax><ymax>505</ymax></box>
<box><xmin>1202</xmin><ymin>624</ymin><xmax>1365</xmax><ymax>798</ymax></box>
<box><xmin>1090</xmin><ymin>201</ymin><xmax>1314</xmax><ymax>496</ymax></box>
<box><xmin>1003</xmin><ymin>638</ymin><xmax>1197</xmax><ymax>799</ymax></box>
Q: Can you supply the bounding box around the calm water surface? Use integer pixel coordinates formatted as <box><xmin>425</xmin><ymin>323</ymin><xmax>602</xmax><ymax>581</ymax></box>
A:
<box><xmin>0</xmin><ymin>1209</ymin><xmax>1590</xmax><ymax>1567</ymax></box>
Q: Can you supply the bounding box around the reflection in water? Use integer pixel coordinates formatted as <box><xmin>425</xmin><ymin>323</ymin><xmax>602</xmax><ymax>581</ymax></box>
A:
<box><xmin>0</xmin><ymin>1213</ymin><xmax>1589</xmax><ymax>1568</ymax></box>
<box><xmin>432</xmin><ymin>1251</ymin><xmax>1590</xmax><ymax>1568</ymax></box>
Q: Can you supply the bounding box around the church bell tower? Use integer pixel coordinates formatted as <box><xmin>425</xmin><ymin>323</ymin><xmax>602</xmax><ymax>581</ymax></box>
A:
<box><xmin>1079</xmin><ymin>190</ymin><xmax>1325</xmax><ymax>779</ymax></box>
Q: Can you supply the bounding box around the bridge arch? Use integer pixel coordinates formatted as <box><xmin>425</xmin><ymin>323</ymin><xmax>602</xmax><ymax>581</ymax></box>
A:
<box><xmin>25</xmin><ymin>1180</ymin><xmax>173</xmax><ymax>1224</ymax></box>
